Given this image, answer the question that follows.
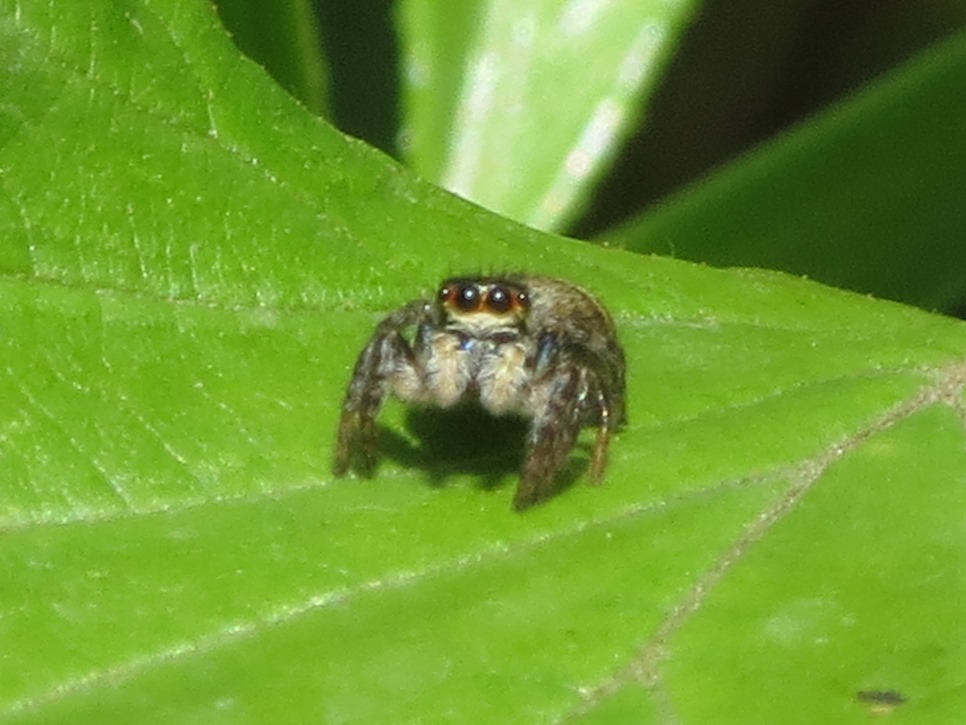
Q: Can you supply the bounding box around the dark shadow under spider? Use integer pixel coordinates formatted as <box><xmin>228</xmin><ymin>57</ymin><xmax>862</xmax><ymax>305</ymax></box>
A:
<box><xmin>370</xmin><ymin>405</ymin><xmax>590</xmax><ymax>500</ymax></box>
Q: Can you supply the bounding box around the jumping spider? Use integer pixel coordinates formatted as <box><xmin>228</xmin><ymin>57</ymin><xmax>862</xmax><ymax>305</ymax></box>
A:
<box><xmin>333</xmin><ymin>275</ymin><xmax>627</xmax><ymax>510</ymax></box>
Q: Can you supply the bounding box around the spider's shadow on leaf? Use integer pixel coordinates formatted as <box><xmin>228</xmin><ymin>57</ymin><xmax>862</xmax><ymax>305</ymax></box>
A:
<box><xmin>375</xmin><ymin>404</ymin><xmax>588</xmax><ymax>501</ymax></box>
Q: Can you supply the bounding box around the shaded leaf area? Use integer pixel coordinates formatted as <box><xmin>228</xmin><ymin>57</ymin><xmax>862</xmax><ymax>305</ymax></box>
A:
<box><xmin>397</xmin><ymin>0</ymin><xmax>698</xmax><ymax>231</ymax></box>
<box><xmin>2</xmin><ymin>2</ymin><xmax>966</xmax><ymax>723</ymax></box>
<box><xmin>215</xmin><ymin>0</ymin><xmax>329</xmax><ymax>117</ymax></box>
<box><xmin>605</xmin><ymin>28</ymin><xmax>966</xmax><ymax>313</ymax></box>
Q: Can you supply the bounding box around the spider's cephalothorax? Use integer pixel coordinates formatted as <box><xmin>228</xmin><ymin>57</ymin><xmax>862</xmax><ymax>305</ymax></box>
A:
<box><xmin>333</xmin><ymin>275</ymin><xmax>627</xmax><ymax>510</ymax></box>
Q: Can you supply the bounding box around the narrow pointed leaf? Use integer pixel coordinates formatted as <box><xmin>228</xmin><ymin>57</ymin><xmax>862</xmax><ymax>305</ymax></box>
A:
<box><xmin>398</xmin><ymin>0</ymin><xmax>698</xmax><ymax>231</ymax></box>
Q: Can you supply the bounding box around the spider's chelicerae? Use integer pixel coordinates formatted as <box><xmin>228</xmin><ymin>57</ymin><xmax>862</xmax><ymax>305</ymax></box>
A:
<box><xmin>333</xmin><ymin>275</ymin><xmax>627</xmax><ymax>510</ymax></box>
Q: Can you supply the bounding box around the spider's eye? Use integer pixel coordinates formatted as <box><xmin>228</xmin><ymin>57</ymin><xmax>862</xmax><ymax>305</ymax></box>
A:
<box><xmin>456</xmin><ymin>284</ymin><xmax>480</xmax><ymax>311</ymax></box>
<box><xmin>487</xmin><ymin>285</ymin><xmax>511</xmax><ymax>313</ymax></box>
<box><xmin>516</xmin><ymin>291</ymin><xmax>530</xmax><ymax>309</ymax></box>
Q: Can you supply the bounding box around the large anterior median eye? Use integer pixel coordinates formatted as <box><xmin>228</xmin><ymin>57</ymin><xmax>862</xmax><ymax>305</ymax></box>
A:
<box><xmin>439</xmin><ymin>282</ymin><xmax>481</xmax><ymax>311</ymax></box>
<box><xmin>487</xmin><ymin>285</ymin><xmax>511</xmax><ymax>313</ymax></box>
<box><xmin>456</xmin><ymin>284</ymin><xmax>480</xmax><ymax>311</ymax></box>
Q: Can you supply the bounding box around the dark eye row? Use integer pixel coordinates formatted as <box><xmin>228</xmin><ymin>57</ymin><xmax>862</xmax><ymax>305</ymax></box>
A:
<box><xmin>439</xmin><ymin>282</ymin><xmax>529</xmax><ymax>315</ymax></box>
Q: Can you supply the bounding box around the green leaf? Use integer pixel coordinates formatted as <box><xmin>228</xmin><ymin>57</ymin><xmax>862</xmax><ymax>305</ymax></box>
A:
<box><xmin>604</xmin><ymin>28</ymin><xmax>966</xmax><ymax>312</ymax></box>
<box><xmin>397</xmin><ymin>0</ymin><xmax>698</xmax><ymax>231</ymax></box>
<box><xmin>2</xmin><ymin>2</ymin><xmax>966</xmax><ymax>723</ymax></box>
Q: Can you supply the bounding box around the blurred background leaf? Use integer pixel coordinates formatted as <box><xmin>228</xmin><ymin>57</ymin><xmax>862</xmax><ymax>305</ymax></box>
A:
<box><xmin>604</xmin><ymin>31</ymin><xmax>966</xmax><ymax>311</ymax></box>
<box><xmin>395</xmin><ymin>0</ymin><xmax>699</xmax><ymax>231</ymax></box>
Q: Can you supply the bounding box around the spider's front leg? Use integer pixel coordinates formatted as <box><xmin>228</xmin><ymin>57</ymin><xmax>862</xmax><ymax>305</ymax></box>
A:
<box><xmin>514</xmin><ymin>332</ymin><xmax>623</xmax><ymax>511</ymax></box>
<box><xmin>514</xmin><ymin>363</ymin><xmax>585</xmax><ymax>510</ymax></box>
<box><xmin>333</xmin><ymin>300</ymin><xmax>432</xmax><ymax>476</ymax></box>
